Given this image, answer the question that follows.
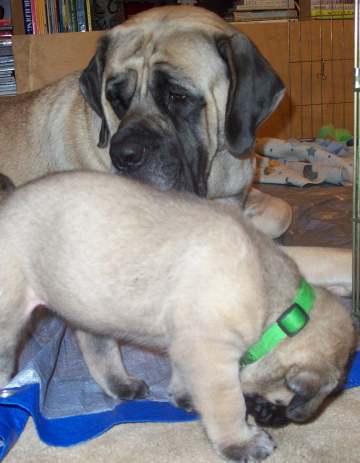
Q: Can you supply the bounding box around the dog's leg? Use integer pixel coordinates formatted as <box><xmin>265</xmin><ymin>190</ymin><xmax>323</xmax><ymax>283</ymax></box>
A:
<box><xmin>169</xmin><ymin>365</ymin><xmax>194</xmax><ymax>412</ymax></box>
<box><xmin>0</xmin><ymin>321</ymin><xmax>20</xmax><ymax>388</ymax></box>
<box><xmin>0</xmin><ymin>292</ymin><xmax>29</xmax><ymax>389</ymax></box>
<box><xmin>75</xmin><ymin>330</ymin><xmax>149</xmax><ymax>400</ymax></box>
<box><xmin>281</xmin><ymin>246</ymin><xmax>352</xmax><ymax>296</ymax></box>
<box><xmin>243</xmin><ymin>188</ymin><xmax>293</xmax><ymax>239</ymax></box>
<box><xmin>170</xmin><ymin>339</ymin><xmax>276</xmax><ymax>462</ymax></box>
<box><xmin>213</xmin><ymin>196</ymin><xmax>352</xmax><ymax>296</ymax></box>
<box><xmin>212</xmin><ymin>188</ymin><xmax>292</xmax><ymax>240</ymax></box>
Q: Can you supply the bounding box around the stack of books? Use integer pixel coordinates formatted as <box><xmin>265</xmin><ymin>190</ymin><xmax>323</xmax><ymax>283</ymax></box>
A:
<box><xmin>311</xmin><ymin>1</ymin><xmax>354</xmax><ymax>18</ymax></box>
<box><xmin>0</xmin><ymin>1</ymin><xmax>16</xmax><ymax>96</ymax></box>
<box><xmin>230</xmin><ymin>0</ymin><xmax>298</xmax><ymax>21</ymax></box>
<box><xmin>22</xmin><ymin>0</ymin><xmax>125</xmax><ymax>34</ymax></box>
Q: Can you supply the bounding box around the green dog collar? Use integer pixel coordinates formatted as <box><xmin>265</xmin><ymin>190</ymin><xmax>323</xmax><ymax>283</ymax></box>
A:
<box><xmin>240</xmin><ymin>278</ymin><xmax>315</xmax><ymax>367</ymax></box>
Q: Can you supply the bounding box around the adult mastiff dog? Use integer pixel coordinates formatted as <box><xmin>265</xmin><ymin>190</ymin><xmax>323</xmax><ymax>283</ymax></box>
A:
<box><xmin>0</xmin><ymin>5</ymin><xmax>351</xmax><ymax>294</ymax></box>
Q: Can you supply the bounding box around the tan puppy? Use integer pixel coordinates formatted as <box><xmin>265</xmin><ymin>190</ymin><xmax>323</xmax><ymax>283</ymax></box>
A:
<box><xmin>0</xmin><ymin>171</ymin><xmax>355</xmax><ymax>461</ymax></box>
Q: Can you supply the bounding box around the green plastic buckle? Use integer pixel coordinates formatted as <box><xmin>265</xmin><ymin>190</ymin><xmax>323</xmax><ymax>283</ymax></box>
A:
<box><xmin>277</xmin><ymin>303</ymin><xmax>309</xmax><ymax>337</ymax></box>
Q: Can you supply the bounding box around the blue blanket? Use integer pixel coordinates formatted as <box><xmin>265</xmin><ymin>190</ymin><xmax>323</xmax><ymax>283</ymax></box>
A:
<box><xmin>0</xmin><ymin>315</ymin><xmax>359</xmax><ymax>461</ymax></box>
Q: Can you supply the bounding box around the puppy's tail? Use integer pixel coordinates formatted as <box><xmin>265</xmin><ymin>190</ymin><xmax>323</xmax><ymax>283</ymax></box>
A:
<box><xmin>0</xmin><ymin>173</ymin><xmax>16</xmax><ymax>201</ymax></box>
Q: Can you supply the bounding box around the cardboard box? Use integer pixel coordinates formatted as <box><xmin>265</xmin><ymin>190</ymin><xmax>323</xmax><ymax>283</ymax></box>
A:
<box><xmin>13</xmin><ymin>31</ymin><xmax>103</xmax><ymax>92</ymax></box>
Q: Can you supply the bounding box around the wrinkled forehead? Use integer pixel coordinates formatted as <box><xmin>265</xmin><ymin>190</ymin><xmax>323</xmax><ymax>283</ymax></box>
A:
<box><xmin>105</xmin><ymin>25</ymin><xmax>228</xmax><ymax>89</ymax></box>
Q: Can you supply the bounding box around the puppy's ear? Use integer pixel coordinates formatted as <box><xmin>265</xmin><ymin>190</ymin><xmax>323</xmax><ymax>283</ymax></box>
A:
<box><xmin>79</xmin><ymin>35</ymin><xmax>110</xmax><ymax>148</ymax></box>
<box><xmin>285</xmin><ymin>367</ymin><xmax>337</xmax><ymax>422</ymax></box>
<box><xmin>217</xmin><ymin>33</ymin><xmax>285</xmax><ymax>158</ymax></box>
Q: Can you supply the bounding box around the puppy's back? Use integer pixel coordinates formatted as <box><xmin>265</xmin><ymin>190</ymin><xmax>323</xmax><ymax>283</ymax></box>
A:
<box><xmin>0</xmin><ymin>171</ymin><xmax>268</xmax><ymax>340</ymax></box>
<box><xmin>0</xmin><ymin>170</ymin><xmax>255</xmax><ymax>286</ymax></box>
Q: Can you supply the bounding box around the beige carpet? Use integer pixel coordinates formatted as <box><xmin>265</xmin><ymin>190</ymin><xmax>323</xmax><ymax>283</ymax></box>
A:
<box><xmin>4</xmin><ymin>388</ymin><xmax>359</xmax><ymax>463</ymax></box>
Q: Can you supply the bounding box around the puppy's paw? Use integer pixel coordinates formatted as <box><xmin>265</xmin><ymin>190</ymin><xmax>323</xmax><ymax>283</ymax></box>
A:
<box><xmin>220</xmin><ymin>429</ymin><xmax>276</xmax><ymax>462</ymax></box>
<box><xmin>171</xmin><ymin>392</ymin><xmax>195</xmax><ymax>412</ymax></box>
<box><xmin>108</xmin><ymin>376</ymin><xmax>149</xmax><ymax>401</ymax></box>
<box><xmin>245</xmin><ymin>394</ymin><xmax>289</xmax><ymax>427</ymax></box>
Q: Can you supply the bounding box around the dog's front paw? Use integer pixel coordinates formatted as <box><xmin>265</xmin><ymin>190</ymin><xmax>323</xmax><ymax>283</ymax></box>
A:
<box><xmin>171</xmin><ymin>392</ymin><xmax>195</xmax><ymax>412</ymax></box>
<box><xmin>220</xmin><ymin>429</ymin><xmax>276</xmax><ymax>462</ymax></box>
<box><xmin>108</xmin><ymin>376</ymin><xmax>149</xmax><ymax>400</ymax></box>
<box><xmin>245</xmin><ymin>394</ymin><xmax>289</xmax><ymax>427</ymax></box>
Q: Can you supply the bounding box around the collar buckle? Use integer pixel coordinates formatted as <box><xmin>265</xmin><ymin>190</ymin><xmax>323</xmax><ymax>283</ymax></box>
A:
<box><xmin>277</xmin><ymin>303</ymin><xmax>309</xmax><ymax>337</ymax></box>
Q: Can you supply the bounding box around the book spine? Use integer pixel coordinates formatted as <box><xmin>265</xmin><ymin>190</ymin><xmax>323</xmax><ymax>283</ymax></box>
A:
<box><xmin>36</xmin><ymin>0</ymin><xmax>45</xmax><ymax>34</ymax></box>
<box><xmin>30</xmin><ymin>0</ymin><xmax>38</xmax><ymax>34</ymax></box>
<box><xmin>234</xmin><ymin>0</ymin><xmax>295</xmax><ymax>9</ymax></box>
<box><xmin>22</xmin><ymin>0</ymin><xmax>34</xmax><ymax>34</ymax></box>
<box><xmin>85</xmin><ymin>0</ymin><xmax>92</xmax><ymax>31</ymax></box>
<box><xmin>49</xmin><ymin>0</ymin><xmax>56</xmax><ymax>33</ymax></box>
<box><xmin>233</xmin><ymin>9</ymin><xmax>298</xmax><ymax>20</ymax></box>
<box><xmin>62</xmin><ymin>0</ymin><xmax>71</xmax><ymax>32</ymax></box>
<box><xmin>44</xmin><ymin>0</ymin><xmax>50</xmax><ymax>33</ymax></box>
<box><xmin>56</xmin><ymin>0</ymin><xmax>63</xmax><ymax>31</ymax></box>
<box><xmin>46</xmin><ymin>0</ymin><xmax>52</xmax><ymax>33</ymax></box>
<box><xmin>70</xmin><ymin>0</ymin><xmax>78</xmax><ymax>31</ymax></box>
<box><xmin>76</xmin><ymin>0</ymin><xmax>86</xmax><ymax>31</ymax></box>
<box><xmin>52</xmin><ymin>0</ymin><xmax>58</xmax><ymax>32</ymax></box>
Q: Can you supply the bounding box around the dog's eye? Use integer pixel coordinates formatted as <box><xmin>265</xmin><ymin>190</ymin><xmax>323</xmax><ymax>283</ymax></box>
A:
<box><xmin>168</xmin><ymin>92</ymin><xmax>187</xmax><ymax>104</ymax></box>
<box><xmin>106</xmin><ymin>72</ymin><xmax>137</xmax><ymax>119</ymax></box>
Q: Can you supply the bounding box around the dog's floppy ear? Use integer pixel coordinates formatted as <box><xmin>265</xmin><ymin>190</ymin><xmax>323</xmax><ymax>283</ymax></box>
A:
<box><xmin>217</xmin><ymin>33</ymin><xmax>285</xmax><ymax>158</ymax></box>
<box><xmin>285</xmin><ymin>367</ymin><xmax>338</xmax><ymax>422</ymax></box>
<box><xmin>79</xmin><ymin>35</ymin><xmax>110</xmax><ymax>148</ymax></box>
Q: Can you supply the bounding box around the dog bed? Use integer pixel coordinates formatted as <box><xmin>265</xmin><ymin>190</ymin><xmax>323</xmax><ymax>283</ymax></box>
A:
<box><xmin>254</xmin><ymin>138</ymin><xmax>353</xmax><ymax>187</ymax></box>
<box><xmin>0</xmin><ymin>180</ymin><xmax>358</xmax><ymax>461</ymax></box>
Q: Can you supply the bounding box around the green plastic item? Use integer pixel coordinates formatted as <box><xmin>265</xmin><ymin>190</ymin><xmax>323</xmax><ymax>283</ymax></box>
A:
<box><xmin>318</xmin><ymin>124</ymin><xmax>352</xmax><ymax>143</ymax></box>
<box><xmin>334</xmin><ymin>128</ymin><xmax>353</xmax><ymax>143</ymax></box>
<box><xmin>318</xmin><ymin>124</ymin><xmax>335</xmax><ymax>139</ymax></box>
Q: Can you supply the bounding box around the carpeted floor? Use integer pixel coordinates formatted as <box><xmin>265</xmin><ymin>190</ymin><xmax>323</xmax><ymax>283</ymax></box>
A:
<box><xmin>4</xmin><ymin>388</ymin><xmax>360</xmax><ymax>463</ymax></box>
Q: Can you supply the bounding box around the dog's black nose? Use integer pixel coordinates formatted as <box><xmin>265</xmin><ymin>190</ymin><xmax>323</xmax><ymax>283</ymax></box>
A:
<box><xmin>110</xmin><ymin>140</ymin><xmax>145</xmax><ymax>170</ymax></box>
<box><xmin>110</xmin><ymin>137</ymin><xmax>145</xmax><ymax>172</ymax></box>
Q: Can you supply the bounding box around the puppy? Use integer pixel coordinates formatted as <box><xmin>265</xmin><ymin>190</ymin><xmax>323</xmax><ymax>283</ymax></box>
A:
<box><xmin>0</xmin><ymin>171</ymin><xmax>356</xmax><ymax>461</ymax></box>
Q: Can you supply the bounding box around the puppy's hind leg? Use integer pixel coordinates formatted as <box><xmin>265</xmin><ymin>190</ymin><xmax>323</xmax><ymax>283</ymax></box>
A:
<box><xmin>75</xmin><ymin>331</ymin><xmax>149</xmax><ymax>400</ymax></box>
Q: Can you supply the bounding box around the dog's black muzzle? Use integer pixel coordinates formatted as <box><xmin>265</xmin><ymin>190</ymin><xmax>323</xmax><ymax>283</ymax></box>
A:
<box><xmin>108</xmin><ymin>116</ymin><xmax>207</xmax><ymax>195</ymax></box>
<box><xmin>110</xmin><ymin>124</ymin><xmax>160</xmax><ymax>174</ymax></box>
